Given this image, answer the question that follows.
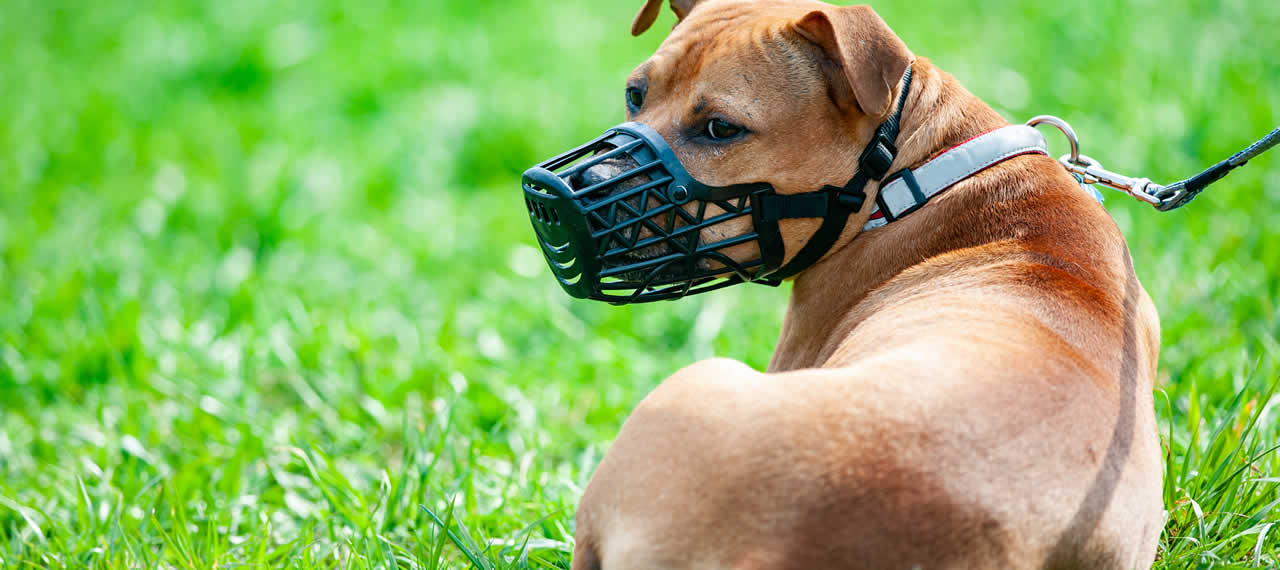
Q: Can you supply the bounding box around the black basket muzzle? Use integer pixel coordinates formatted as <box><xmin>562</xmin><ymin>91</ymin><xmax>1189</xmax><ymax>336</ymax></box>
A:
<box><xmin>521</xmin><ymin>122</ymin><xmax>780</xmax><ymax>304</ymax></box>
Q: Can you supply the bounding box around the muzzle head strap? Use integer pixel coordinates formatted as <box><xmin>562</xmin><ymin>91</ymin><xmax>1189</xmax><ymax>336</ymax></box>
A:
<box><xmin>760</xmin><ymin>65</ymin><xmax>913</xmax><ymax>281</ymax></box>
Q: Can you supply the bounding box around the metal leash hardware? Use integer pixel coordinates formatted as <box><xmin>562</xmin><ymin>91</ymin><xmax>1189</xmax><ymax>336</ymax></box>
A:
<box><xmin>1026</xmin><ymin>115</ymin><xmax>1162</xmax><ymax>206</ymax></box>
<box><xmin>1027</xmin><ymin>115</ymin><xmax>1280</xmax><ymax>212</ymax></box>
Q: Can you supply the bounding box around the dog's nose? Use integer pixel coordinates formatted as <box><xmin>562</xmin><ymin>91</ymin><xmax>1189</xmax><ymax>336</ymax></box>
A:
<box><xmin>571</xmin><ymin>160</ymin><xmax>627</xmax><ymax>192</ymax></box>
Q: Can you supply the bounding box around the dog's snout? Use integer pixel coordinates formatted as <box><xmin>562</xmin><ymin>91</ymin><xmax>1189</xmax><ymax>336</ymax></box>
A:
<box><xmin>571</xmin><ymin>162</ymin><xmax>622</xmax><ymax>190</ymax></box>
<box><xmin>571</xmin><ymin>146</ymin><xmax>643</xmax><ymax>193</ymax></box>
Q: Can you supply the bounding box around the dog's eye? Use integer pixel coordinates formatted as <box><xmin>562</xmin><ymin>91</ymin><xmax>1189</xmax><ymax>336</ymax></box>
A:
<box><xmin>706</xmin><ymin>119</ymin><xmax>743</xmax><ymax>141</ymax></box>
<box><xmin>626</xmin><ymin>87</ymin><xmax>645</xmax><ymax>110</ymax></box>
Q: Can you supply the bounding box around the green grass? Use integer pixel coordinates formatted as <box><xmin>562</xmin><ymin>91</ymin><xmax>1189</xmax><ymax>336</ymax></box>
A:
<box><xmin>1</xmin><ymin>0</ymin><xmax>1278</xmax><ymax>567</ymax></box>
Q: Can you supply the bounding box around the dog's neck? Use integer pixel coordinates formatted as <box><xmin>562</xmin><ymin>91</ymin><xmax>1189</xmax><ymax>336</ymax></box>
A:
<box><xmin>769</xmin><ymin>60</ymin><xmax>1018</xmax><ymax>372</ymax></box>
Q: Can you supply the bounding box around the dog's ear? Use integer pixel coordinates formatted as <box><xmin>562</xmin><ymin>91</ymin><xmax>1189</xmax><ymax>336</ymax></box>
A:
<box><xmin>632</xmin><ymin>0</ymin><xmax>704</xmax><ymax>36</ymax></box>
<box><xmin>792</xmin><ymin>6</ymin><xmax>913</xmax><ymax>118</ymax></box>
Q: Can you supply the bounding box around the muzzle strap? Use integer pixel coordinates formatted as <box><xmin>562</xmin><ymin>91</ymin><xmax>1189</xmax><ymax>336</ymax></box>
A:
<box><xmin>757</xmin><ymin>192</ymin><xmax>831</xmax><ymax>222</ymax></box>
<box><xmin>760</xmin><ymin>65</ymin><xmax>914</xmax><ymax>281</ymax></box>
<box><xmin>751</xmin><ymin>188</ymin><xmax>843</xmax><ymax>282</ymax></box>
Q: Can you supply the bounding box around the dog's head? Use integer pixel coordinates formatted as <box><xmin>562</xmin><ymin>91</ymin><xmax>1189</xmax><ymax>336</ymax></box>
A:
<box><xmin>522</xmin><ymin>0</ymin><xmax>915</xmax><ymax>303</ymax></box>
<box><xmin>615</xmin><ymin>0</ymin><xmax>914</xmax><ymax>268</ymax></box>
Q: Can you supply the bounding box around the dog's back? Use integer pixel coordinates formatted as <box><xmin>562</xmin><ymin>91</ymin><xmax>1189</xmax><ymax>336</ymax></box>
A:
<box><xmin>569</xmin><ymin>1</ymin><xmax>1163</xmax><ymax>568</ymax></box>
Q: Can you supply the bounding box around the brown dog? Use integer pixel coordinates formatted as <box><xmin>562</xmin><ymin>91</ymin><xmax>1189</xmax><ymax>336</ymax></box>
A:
<box><xmin>570</xmin><ymin>1</ymin><xmax>1163</xmax><ymax>568</ymax></box>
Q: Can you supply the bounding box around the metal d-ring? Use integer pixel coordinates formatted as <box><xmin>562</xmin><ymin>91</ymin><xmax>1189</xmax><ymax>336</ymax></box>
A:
<box><xmin>1026</xmin><ymin>115</ymin><xmax>1081</xmax><ymax>166</ymax></box>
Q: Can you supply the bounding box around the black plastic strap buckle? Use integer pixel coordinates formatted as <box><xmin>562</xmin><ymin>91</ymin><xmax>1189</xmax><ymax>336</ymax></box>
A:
<box><xmin>833</xmin><ymin>175</ymin><xmax>867</xmax><ymax>212</ymax></box>
<box><xmin>859</xmin><ymin>133</ymin><xmax>898</xmax><ymax>181</ymax></box>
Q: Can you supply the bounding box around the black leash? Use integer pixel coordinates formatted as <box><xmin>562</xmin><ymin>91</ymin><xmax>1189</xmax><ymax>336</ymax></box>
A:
<box><xmin>1028</xmin><ymin>116</ymin><xmax>1280</xmax><ymax>211</ymax></box>
<box><xmin>1153</xmin><ymin>127</ymin><xmax>1280</xmax><ymax>211</ymax></box>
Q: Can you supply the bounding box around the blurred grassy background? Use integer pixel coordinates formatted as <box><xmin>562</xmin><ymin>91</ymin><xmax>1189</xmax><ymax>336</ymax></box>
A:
<box><xmin>1</xmin><ymin>0</ymin><xmax>1278</xmax><ymax>567</ymax></box>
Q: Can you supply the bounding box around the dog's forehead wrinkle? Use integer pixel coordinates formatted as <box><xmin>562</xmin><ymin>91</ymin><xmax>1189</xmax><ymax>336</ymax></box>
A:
<box><xmin>669</xmin><ymin>44</ymin><xmax>789</xmax><ymax>122</ymax></box>
<box><xmin>759</xmin><ymin>31</ymin><xmax>822</xmax><ymax>95</ymax></box>
<box><xmin>689</xmin><ymin>88</ymin><xmax>745</xmax><ymax>117</ymax></box>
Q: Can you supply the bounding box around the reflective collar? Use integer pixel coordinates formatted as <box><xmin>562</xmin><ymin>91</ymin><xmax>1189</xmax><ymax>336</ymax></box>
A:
<box><xmin>862</xmin><ymin>125</ymin><xmax>1051</xmax><ymax>230</ymax></box>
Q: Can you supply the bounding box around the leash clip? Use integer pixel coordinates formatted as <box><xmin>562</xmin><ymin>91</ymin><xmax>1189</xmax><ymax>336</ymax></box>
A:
<box><xmin>1026</xmin><ymin>115</ymin><xmax>1164</xmax><ymax>207</ymax></box>
<box><xmin>1028</xmin><ymin>115</ymin><xmax>1280</xmax><ymax>212</ymax></box>
<box><xmin>1058</xmin><ymin>154</ymin><xmax>1162</xmax><ymax>206</ymax></box>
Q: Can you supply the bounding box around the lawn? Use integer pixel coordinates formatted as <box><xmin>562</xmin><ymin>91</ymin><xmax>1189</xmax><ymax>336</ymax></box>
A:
<box><xmin>2</xmin><ymin>0</ymin><xmax>1279</xmax><ymax>567</ymax></box>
